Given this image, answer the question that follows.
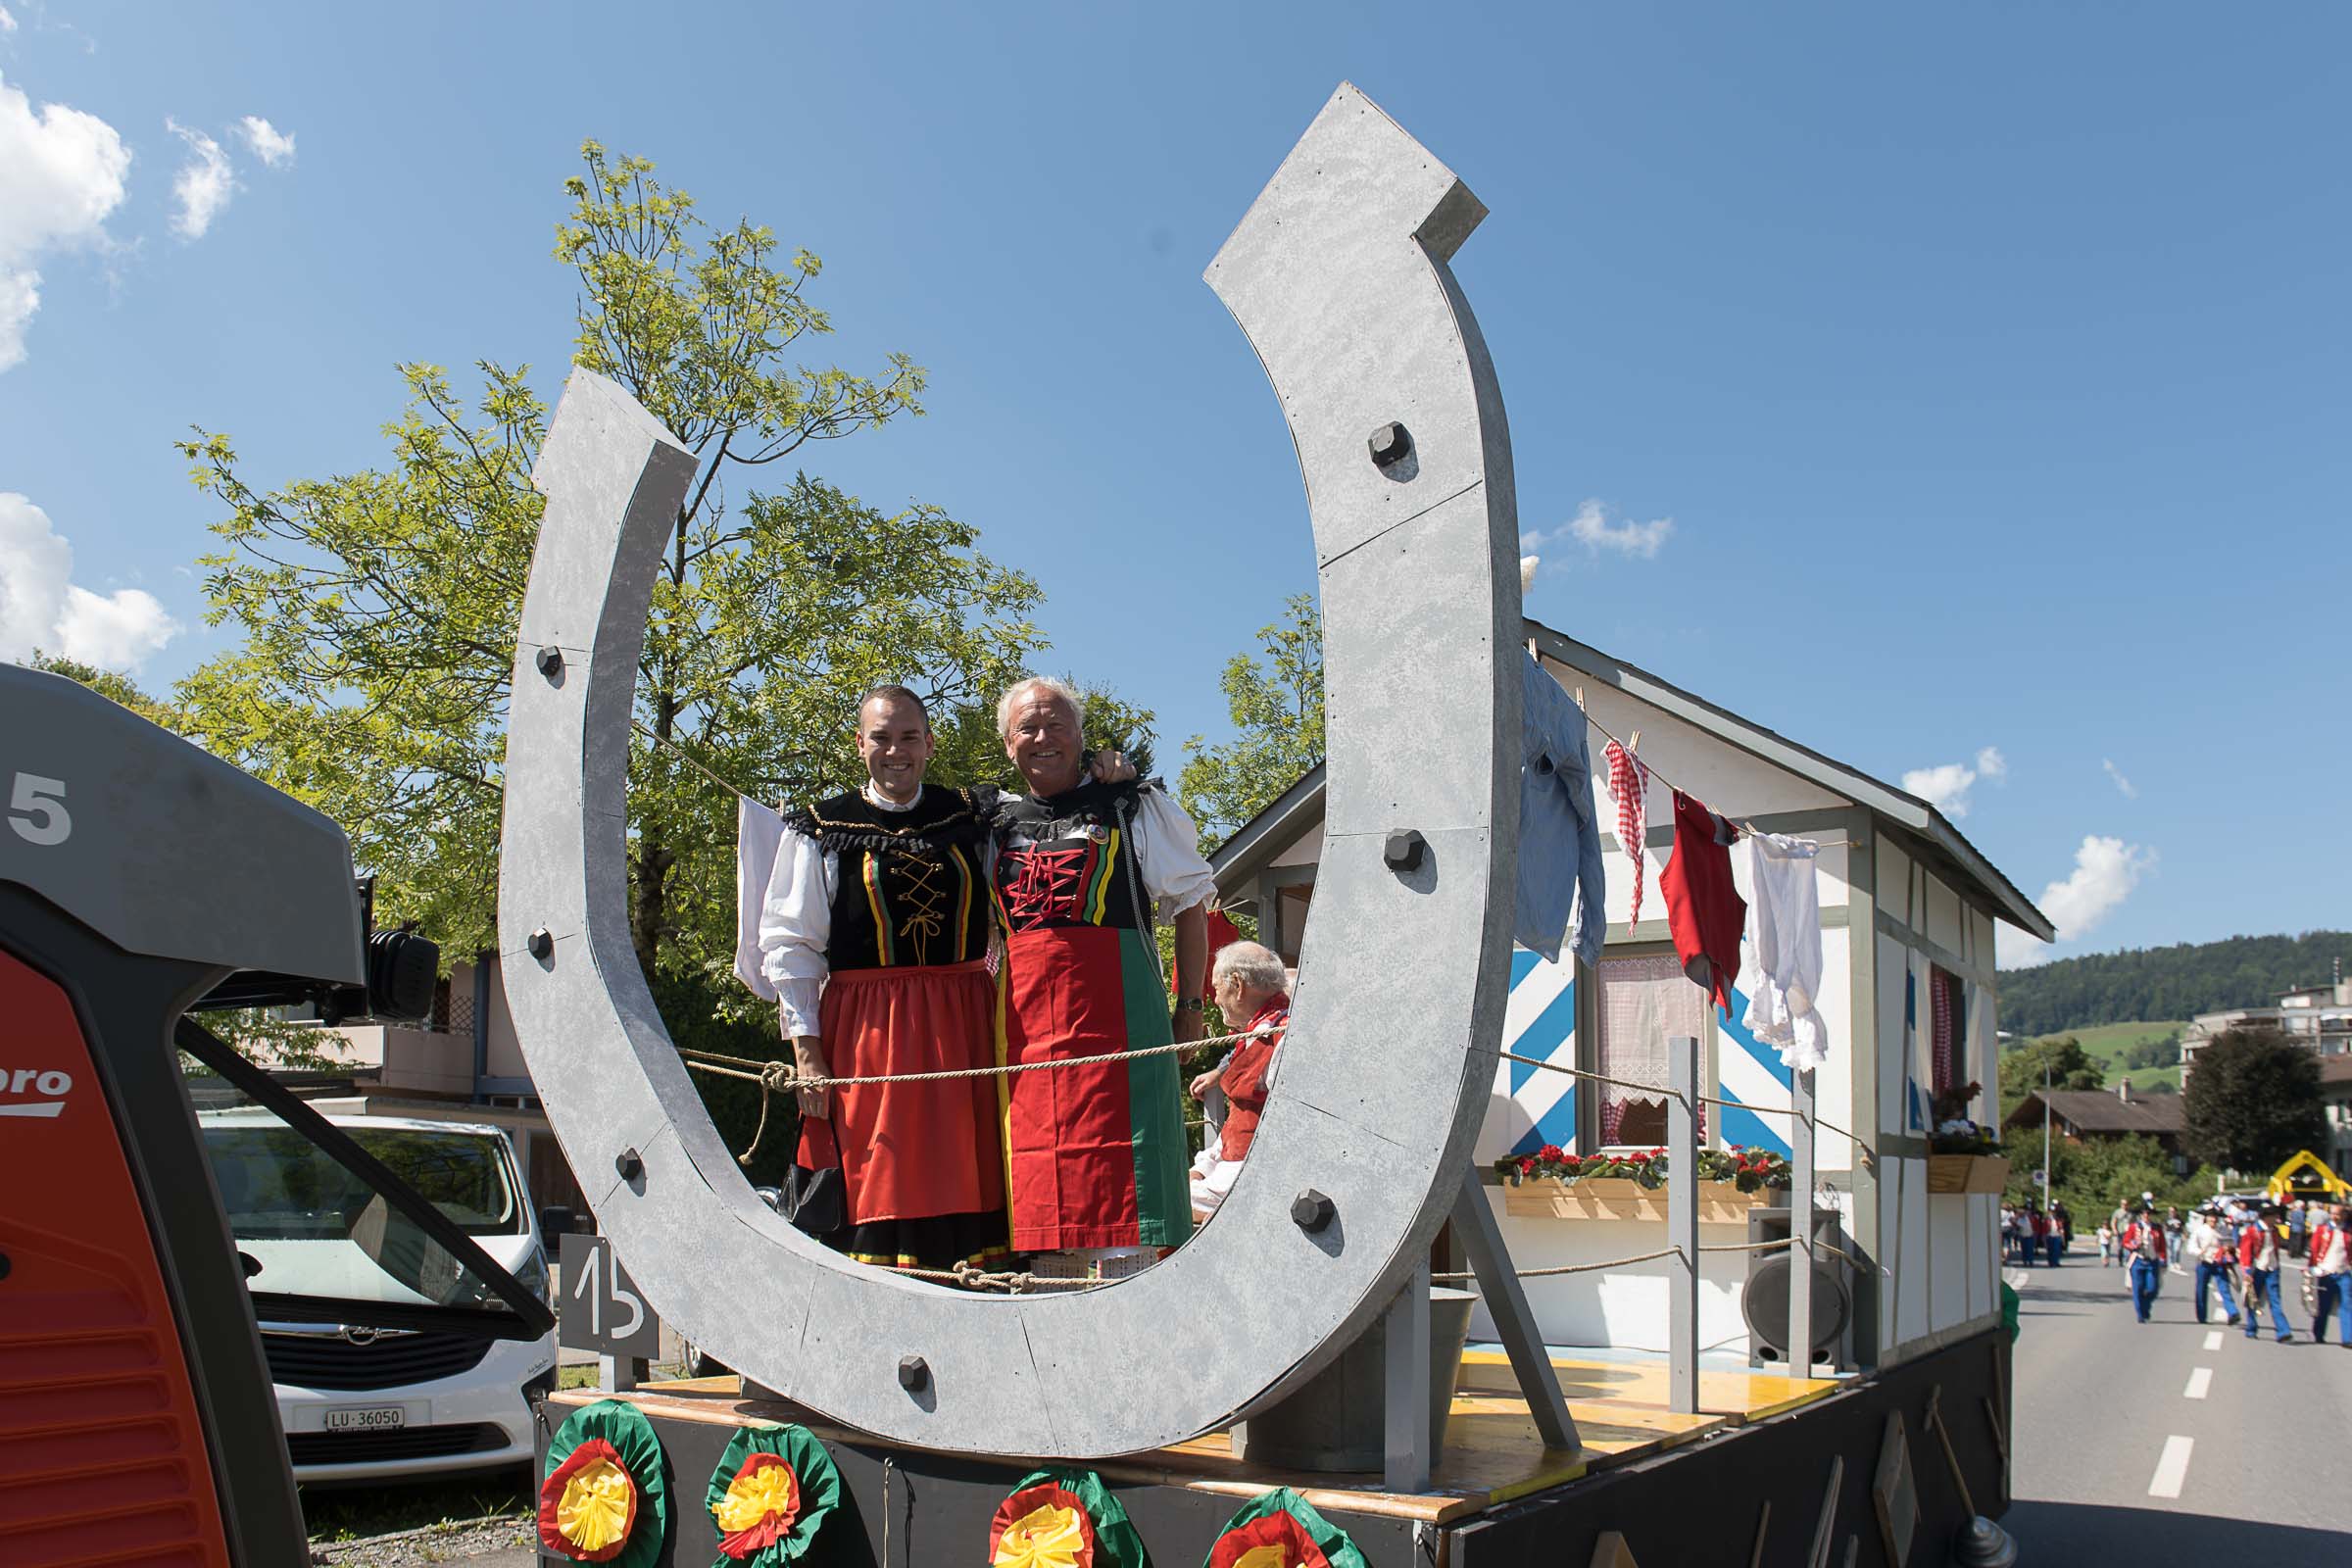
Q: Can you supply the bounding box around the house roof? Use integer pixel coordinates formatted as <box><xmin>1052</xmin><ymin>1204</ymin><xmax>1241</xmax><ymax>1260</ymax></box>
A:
<box><xmin>2002</xmin><ymin>1089</ymin><xmax>2185</xmax><ymax>1137</ymax></box>
<box><xmin>1205</xmin><ymin>615</ymin><xmax>2056</xmax><ymax>940</ymax></box>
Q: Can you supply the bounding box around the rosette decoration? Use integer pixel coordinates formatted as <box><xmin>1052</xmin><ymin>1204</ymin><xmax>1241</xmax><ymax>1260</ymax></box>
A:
<box><xmin>987</xmin><ymin>1467</ymin><xmax>1148</xmax><ymax>1568</ymax></box>
<box><xmin>702</xmin><ymin>1422</ymin><xmax>842</xmax><ymax>1565</ymax></box>
<box><xmin>539</xmin><ymin>1399</ymin><xmax>668</xmax><ymax>1566</ymax></box>
<box><xmin>1201</xmin><ymin>1490</ymin><xmax>1366</xmax><ymax>1568</ymax></box>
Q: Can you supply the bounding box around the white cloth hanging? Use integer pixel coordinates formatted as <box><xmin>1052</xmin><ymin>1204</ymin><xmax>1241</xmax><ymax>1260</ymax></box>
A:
<box><xmin>1740</xmin><ymin>832</ymin><xmax>1830</xmax><ymax>1072</ymax></box>
<box><xmin>732</xmin><ymin>795</ymin><xmax>787</xmax><ymax>1002</ymax></box>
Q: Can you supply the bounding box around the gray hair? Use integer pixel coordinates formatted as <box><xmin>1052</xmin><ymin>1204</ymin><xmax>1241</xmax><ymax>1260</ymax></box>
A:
<box><xmin>996</xmin><ymin>675</ymin><xmax>1086</xmax><ymax>740</ymax></box>
<box><xmin>1212</xmin><ymin>940</ymin><xmax>1288</xmax><ymax>1000</ymax></box>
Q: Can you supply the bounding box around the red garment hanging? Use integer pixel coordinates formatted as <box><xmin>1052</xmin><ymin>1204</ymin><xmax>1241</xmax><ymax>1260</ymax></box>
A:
<box><xmin>1173</xmin><ymin>907</ymin><xmax>1244</xmax><ymax>999</ymax></box>
<box><xmin>1658</xmin><ymin>789</ymin><xmax>1744</xmax><ymax>1012</ymax></box>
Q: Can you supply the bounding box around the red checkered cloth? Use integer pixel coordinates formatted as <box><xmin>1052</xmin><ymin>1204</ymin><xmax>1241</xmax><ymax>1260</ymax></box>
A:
<box><xmin>1605</xmin><ymin>741</ymin><xmax>1648</xmax><ymax>925</ymax></box>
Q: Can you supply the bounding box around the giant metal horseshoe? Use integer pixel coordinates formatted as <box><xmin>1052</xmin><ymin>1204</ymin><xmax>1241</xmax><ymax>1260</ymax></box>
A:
<box><xmin>497</xmin><ymin>81</ymin><xmax>1524</xmax><ymax>1456</ymax></box>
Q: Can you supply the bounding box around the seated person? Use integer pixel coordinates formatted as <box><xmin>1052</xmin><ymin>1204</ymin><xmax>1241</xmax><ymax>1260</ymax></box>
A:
<box><xmin>1188</xmin><ymin>942</ymin><xmax>1291</xmax><ymax>1222</ymax></box>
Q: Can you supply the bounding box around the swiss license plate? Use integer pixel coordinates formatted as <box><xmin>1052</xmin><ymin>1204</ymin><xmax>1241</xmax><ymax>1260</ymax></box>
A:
<box><xmin>323</xmin><ymin>1405</ymin><xmax>406</xmax><ymax>1432</ymax></box>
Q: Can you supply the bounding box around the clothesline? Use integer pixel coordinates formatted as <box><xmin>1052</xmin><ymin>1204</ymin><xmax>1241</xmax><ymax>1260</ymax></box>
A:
<box><xmin>1564</xmin><ymin>684</ymin><xmax>1767</xmax><ymax>845</ymax></box>
<box><xmin>634</xmin><ymin>718</ymin><xmax>759</xmax><ymax>802</ymax></box>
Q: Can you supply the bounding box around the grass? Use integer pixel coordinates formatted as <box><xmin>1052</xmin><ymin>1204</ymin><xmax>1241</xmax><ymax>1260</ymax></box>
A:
<box><xmin>2029</xmin><ymin>1020</ymin><xmax>2186</xmax><ymax>1093</ymax></box>
<box><xmin>300</xmin><ymin>1471</ymin><xmax>529</xmax><ymax>1544</ymax></box>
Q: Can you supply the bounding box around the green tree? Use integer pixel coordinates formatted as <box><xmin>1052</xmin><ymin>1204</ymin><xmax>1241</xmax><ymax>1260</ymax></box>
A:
<box><xmin>1179</xmin><ymin>593</ymin><xmax>1324</xmax><ymax>844</ymax></box>
<box><xmin>2182</xmin><ymin>1026</ymin><xmax>2325</xmax><ymax>1174</ymax></box>
<box><xmin>174</xmin><ymin>141</ymin><xmax>1053</xmax><ymax>988</ymax></box>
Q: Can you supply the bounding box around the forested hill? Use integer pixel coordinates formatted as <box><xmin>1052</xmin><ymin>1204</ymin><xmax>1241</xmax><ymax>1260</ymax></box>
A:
<box><xmin>1998</xmin><ymin>931</ymin><xmax>2352</xmax><ymax>1038</ymax></box>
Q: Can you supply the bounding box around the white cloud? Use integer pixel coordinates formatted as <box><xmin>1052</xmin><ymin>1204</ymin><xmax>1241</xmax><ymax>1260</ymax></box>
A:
<box><xmin>168</xmin><ymin>118</ymin><xmax>233</xmax><ymax>238</ymax></box>
<box><xmin>1565</xmin><ymin>499</ymin><xmax>1673</xmax><ymax>559</ymax></box>
<box><xmin>1901</xmin><ymin>745</ymin><xmax>2006</xmax><ymax>818</ymax></box>
<box><xmin>238</xmin><ymin>114</ymin><xmax>295</xmax><ymax>169</ymax></box>
<box><xmin>2103</xmin><ymin>759</ymin><xmax>2137</xmax><ymax>800</ymax></box>
<box><xmin>0</xmin><ymin>70</ymin><xmax>131</xmax><ymax>369</ymax></box>
<box><xmin>0</xmin><ymin>8</ymin><xmax>18</xmax><ymax>34</ymax></box>
<box><xmin>0</xmin><ymin>492</ymin><xmax>180</xmax><ymax>671</ymax></box>
<box><xmin>1998</xmin><ymin>835</ymin><xmax>2156</xmax><ymax>969</ymax></box>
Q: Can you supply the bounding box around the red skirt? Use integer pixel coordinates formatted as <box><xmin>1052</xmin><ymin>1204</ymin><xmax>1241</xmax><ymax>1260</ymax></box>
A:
<box><xmin>798</xmin><ymin>959</ymin><xmax>1004</xmax><ymax>1227</ymax></box>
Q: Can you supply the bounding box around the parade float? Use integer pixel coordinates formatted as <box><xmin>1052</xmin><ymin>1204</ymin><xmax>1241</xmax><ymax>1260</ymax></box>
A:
<box><xmin>504</xmin><ymin>84</ymin><xmax>2023</xmax><ymax>1568</ymax></box>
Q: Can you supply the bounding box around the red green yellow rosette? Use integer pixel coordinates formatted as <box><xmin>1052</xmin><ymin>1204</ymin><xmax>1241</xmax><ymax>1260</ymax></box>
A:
<box><xmin>539</xmin><ymin>1398</ymin><xmax>668</xmax><ymax>1567</ymax></box>
<box><xmin>988</xmin><ymin>1467</ymin><xmax>1148</xmax><ymax>1568</ymax></box>
<box><xmin>1201</xmin><ymin>1490</ymin><xmax>1366</xmax><ymax>1568</ymax></box>
<box><xmin>702</xmin><ymin>1422</ymin><xmax>842</xmax><ymax>1565</ymax></box>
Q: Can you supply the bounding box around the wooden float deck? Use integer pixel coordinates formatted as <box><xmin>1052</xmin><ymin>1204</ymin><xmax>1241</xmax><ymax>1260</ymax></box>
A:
<box><xmin>590</xmin><ymin>1353</ymin><xmax>1838</xmax><ymax>1528</ymax></box>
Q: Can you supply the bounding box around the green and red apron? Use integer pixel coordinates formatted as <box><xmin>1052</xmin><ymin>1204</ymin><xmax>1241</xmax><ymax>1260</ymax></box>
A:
<box><xmin>993</xmin><ymin>780</ymin><xmax>1194</xmax><ymax>1253</ymax></box>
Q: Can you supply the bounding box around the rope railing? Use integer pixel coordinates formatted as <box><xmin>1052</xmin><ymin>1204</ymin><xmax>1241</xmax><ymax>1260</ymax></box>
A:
<box><xmin>682</xmin><ymin>1024</ymin><xmax>1278</xmax><ymax>1166</ymax></box>
<box><xmin>1495</xmin><ymin>1048</ymin><xmax>1874</xmax><ymax>1157</ymax></box>
<box><xmin>1430</xmin><ymin>1235</ymin><xmax>1866</xmax><ymax>1288</ymax></box>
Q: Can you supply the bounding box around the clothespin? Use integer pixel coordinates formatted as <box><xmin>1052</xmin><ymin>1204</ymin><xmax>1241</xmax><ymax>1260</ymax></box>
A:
<box><xmin>1627</xmin><ymin>729</ymin><xmax>1642</xmax><ymax>754</ymax></box>
<box><xmin>1573</xmin><ymin>686</ymin><xmax>1586</xmax><ymax>710</ymax></box>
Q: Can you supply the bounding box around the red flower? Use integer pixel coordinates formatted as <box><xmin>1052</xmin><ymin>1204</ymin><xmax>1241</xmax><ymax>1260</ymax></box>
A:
<box><xmin>1539</xmin><ymin>1144</ymin><xmax>1566</xmax><ymax>1162</ymax></box>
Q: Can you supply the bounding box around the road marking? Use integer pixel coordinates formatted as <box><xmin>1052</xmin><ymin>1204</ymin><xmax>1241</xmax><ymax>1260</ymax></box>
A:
<box><xmin>2183</xmin><ymin>1367</ymin><xmax>2212</xmax><ymax>1399</ymax></box>
<box><xmin>2149</xmin><ymin>1436</ymin><xmax>2193</xmax><ymax>1499</ymax></box>
<box><xmin>2202</xmin><ymin>1330</ymin><xmax>2223</xmax><ymax>1351</ymax></box>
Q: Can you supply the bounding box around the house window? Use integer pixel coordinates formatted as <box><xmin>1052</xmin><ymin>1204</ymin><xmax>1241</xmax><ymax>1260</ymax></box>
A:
<box><xmin>1930</xmin><ymin>966</ymin><xmax>1963</xmax><ymax>1096</ymax></box>
<box><xmin>1592</xmin><ymin>952</ymin><xmax>1709</xmax><ymax>1148</ymax></box>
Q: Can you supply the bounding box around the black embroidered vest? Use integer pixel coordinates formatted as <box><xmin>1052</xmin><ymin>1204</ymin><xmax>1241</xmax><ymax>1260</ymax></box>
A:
<box><xmin>785</xmin><ymin>787</ymin><xmax>993</xmax><ymax>972</ymax></box>
<box><xmin>992</xmin><ymin>779</ymin><xmax>1152</xmax><ymax>935</ymax></box>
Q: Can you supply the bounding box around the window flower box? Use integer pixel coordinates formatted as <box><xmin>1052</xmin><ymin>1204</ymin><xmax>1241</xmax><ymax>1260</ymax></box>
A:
<box><xmin>1925</xmin><ymin>1154</ymin><xmax>2010</xmax><ymax>1195</ymax></box>
<box><xmin>1501</xmin><ymin>1175</ymin><xmax>1782</xmax><ymax>1224</ymax></box>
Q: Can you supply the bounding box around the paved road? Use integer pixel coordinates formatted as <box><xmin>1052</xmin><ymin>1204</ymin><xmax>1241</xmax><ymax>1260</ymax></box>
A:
<box><xmin>2006</xmin><ymin>1250</ymin><xmax>2352</xmax><ymax>1561</ymax></box>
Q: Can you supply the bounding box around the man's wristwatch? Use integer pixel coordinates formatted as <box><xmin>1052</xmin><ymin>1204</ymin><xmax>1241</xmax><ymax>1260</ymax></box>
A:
<box><xmin>1174</xmin><ymin>998</ymin><xmax>1206</xmax><ymax>1014</ymax></box>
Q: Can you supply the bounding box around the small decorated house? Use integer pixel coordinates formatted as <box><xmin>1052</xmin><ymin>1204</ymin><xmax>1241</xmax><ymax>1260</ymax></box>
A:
<box><xmin>1208</xmin><ymin>618</ymin><xmax>2054</xmax><ymax>1368</ymax></box>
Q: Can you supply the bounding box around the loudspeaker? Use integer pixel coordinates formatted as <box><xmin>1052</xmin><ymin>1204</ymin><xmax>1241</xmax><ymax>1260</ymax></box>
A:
<box><xmin>1740</xmin><ymin>1203</ymin><xmax>1857</xmax><ymax>1373</ymax></box>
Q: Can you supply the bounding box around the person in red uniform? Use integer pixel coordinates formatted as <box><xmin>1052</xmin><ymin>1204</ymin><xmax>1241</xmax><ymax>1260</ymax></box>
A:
<box><xmin>2119</xmin><ymin>1204</ymin><xmax>2167</xmax><ymax>1323</ymax></box>
<box><xmin>2237</xmin><ymin>1203</ymin><xmax>2294</xmax><ymax>1342</ymax></box>
<box><xmin>2310</xmin><ymin>1204</ymin><xmax>2352</xmax><ymax>1348</ymax></box>
<box><xmin>1186</xmin><ymin>942</ymin><xmax>1291</xmax><ymax>1222</ymax></box>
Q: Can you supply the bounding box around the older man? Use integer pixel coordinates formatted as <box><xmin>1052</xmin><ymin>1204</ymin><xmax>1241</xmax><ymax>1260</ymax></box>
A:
<box><xmin>1188</xmin><ymin>941</ymin><xmax>1291</xmax><ymax>1223</ymax></box>
<box><xmin>992</xmin><ymin>675</ymin><xmax>1215</xmax><ymax>1266</ymax></box>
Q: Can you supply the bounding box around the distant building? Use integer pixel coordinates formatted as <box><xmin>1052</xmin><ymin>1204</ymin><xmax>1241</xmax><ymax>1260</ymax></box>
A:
<box><xmin>2002</xmin><ymin>1081</ymin><xmax>2186</xmax><ymax>1157</ymax></box>
<box><xmin>2322</xmin><ymin>1056</ymin><xmax>2352</xmax><ymax>1176</ymax></box>
<box><xmin>2181</xmin><ymin>978</ymin><xmax>2352</xmax><ymax>1084</ymax></box>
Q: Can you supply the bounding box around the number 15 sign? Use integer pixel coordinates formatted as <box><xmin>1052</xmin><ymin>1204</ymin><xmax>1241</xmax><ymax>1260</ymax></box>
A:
<box><xmin>559</xmin><ymin>1231</ymin><xmax>662</xmax><ymax>1360</ymax></box>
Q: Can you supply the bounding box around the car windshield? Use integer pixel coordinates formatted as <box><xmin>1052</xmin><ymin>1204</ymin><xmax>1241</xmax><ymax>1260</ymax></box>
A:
<box><xmin>205</xmin><ymin>1125</ymin><xmax>524</xmax><ymax>1239</ymax></box>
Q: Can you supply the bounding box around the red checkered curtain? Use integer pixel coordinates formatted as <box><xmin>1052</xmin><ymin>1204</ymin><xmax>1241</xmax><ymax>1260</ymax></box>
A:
<box><xmin>1931</xmin><ymin>968</ymin><xmax>1959</xmax><ymax>1095</ymax></box>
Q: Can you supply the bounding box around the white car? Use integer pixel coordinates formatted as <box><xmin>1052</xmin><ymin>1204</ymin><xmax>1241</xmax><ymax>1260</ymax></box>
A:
<box><xmin>199</xmin><ymin>1110</ymin><xmax>558</xmax><ymax>1483</ymax></box>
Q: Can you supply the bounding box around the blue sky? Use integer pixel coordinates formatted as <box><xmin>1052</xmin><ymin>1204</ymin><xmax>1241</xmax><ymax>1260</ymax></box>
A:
<box><xmin>2</xmin><ymin>4</ymin><xmax>2345</xmax><ymax>972</ymax></box>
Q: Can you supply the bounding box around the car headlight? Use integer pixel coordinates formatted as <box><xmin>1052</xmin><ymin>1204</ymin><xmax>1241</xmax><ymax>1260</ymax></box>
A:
<box><xmin>512</xmin><ymin>1247</ymin><xmax>551</xmax><ymax>1307</ymax></box>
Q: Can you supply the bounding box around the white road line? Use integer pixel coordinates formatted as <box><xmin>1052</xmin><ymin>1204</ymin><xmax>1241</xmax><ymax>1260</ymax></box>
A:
<box><xmin>2149</xmin><ymin>1435</ymin><xmax>2194</xmax><ymax>1499</ymax></box>
<box><xmin>2183</xmin><ymin>1367</ymin><xmax>2212</xmax><ymax>1399</ymax></box>
<box><xmin>2202</xmin><ymin>1330</ymin><xmax>2224</xmax><ymax>1351</ymax></box>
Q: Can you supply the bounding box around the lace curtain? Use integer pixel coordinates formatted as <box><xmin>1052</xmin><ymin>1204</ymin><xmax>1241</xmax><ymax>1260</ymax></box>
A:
<box><xmin>1595</xmin><ymin>952</ymin><xmax>1709</xmax><ymax>1147</ymax></box>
